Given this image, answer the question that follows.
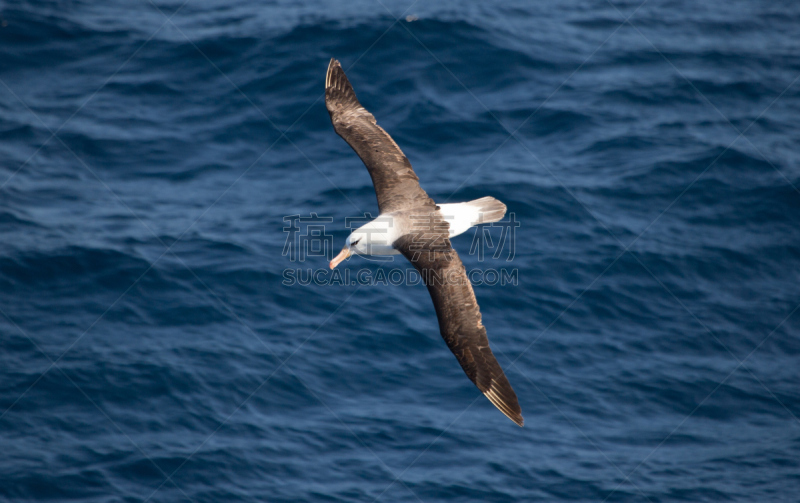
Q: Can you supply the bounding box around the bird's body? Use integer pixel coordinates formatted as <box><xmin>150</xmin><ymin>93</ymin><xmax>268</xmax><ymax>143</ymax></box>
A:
<box><xmin>347</xmin><ymin>197</ymin><xmax>509</xmax><ymax>256</ymax></box>
<box><xmin>324</xmin><ymin>58</ymin><xmax>523</xmax><ymax>426</ymax></box>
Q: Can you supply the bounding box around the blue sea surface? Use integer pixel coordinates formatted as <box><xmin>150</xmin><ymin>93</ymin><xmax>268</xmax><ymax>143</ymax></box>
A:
<box><xmin>1</xmin><ymin>0</ymin><xmax>799</xmax><ymax>501</ymax></box>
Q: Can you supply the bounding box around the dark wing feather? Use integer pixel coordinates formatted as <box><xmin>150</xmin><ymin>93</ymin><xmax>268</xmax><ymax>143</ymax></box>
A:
<box><xmin>394</xmin><ymin>211</ymin><xmax>524</xmax><ymax>426</ymax></box>
<box><xmin>325</xmin><ymin>58</ymin><xmax>435</xmax><ymax>214</ymax></box>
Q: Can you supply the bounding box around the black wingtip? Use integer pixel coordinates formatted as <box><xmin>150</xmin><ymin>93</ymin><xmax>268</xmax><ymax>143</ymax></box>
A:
<box><xmin>326</xmin><ymin>58</ymin><xmax>339</xmax><ymax>89</ymax></box>
<box><xmin>508</xmin><ymin>410</ymin><xmax>525</xmax><ymax>427</ymax></box>
<box><xmin>483</xmin><ymin>384</ymin><xmax>524</xmax><ymax>426</ymax></box>
<box><xmin>325</xmin><ymin>58</ymin><xmax>360</xmax><ymax>113</ymax></box>
<box><xmin>507</xmin><ymin>409</ymin><xmax>525</xmax><ymax>427</ymax></box>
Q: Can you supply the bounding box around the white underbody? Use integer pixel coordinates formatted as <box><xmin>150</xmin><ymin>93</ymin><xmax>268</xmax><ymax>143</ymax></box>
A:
<box><xmin>347</xmin><ymin>197</ymin><xmax>506</xmax><ymax>256</ymax></box>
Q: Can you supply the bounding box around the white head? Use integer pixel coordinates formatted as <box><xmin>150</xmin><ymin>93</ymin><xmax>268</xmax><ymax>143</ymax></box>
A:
<box><xmin>329</xmin><ymin>217</ymin><xmax>396</xmax><ymax>269</ymax></box>
<box><xmin>329</xmin><ymin>230</ymin><xmax>366</xmax><ymax>269</ymax></box>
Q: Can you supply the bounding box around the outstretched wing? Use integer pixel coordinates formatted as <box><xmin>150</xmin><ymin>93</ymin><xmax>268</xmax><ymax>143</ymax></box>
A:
<box><xmin>394</xmin><ymin>211</ymin><xmax>524</xmax><ymax>426</ymax></box>
<box><xmin>325</xmin><ymin>58</ymin><xmax>435</xmax><ymax>214</ymax></box>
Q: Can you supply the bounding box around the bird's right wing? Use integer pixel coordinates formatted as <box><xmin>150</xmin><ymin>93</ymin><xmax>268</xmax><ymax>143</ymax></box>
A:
<box><xmin>325</xmin><ymin>58</ymin><xmax>434</xmax><ymax>214</ymax></box>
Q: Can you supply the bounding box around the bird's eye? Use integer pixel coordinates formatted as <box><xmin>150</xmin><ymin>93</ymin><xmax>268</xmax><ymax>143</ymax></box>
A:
<box><xmin>351</xmin><ymin>238</ymin><xmax>361</xmax><ymax>246</ymax></box>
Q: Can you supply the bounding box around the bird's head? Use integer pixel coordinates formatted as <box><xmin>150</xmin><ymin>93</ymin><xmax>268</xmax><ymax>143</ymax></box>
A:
<box><xmin>329</xmin><ymin>230</ymin><xmax>367</xmax><ymax>269</ymax></box>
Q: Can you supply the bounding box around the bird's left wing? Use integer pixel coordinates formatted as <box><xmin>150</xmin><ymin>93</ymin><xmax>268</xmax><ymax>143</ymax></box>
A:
<box><xmin>393</xmin><ymin>211</ymin><xmax>523</xmax><ymax>426</ymax></box>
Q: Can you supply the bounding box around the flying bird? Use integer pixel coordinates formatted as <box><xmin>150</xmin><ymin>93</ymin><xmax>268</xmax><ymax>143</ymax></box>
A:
<box><xmin>325</xmin><ymin>58</ymin><xmax>523</xmax><ymax>426</ymax></box>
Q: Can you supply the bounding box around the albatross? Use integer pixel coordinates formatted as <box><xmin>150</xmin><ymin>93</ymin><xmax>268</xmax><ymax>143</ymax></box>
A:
<box><xmin>325</xmin><ymin>58</ymin><xmax>523</xmax><ymax>426</ymax></box>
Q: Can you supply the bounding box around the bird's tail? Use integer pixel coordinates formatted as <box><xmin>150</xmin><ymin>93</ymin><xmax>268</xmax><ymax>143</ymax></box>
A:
<box><xmin>437</xmin><ymin>196</ymin><xmax>508</xmax><ymax>238</ymax></box>
<box><xmin>466</xmin><ymin>196</ymin><xmax>507</xmax><ymax>225</ymax></box>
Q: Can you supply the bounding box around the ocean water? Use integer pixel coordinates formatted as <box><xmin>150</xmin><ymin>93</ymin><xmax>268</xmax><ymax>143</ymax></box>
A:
<box><xmin>1</xmin><ymin>0</ymin><xmax>799</xmax><ymax>501</ymax></box>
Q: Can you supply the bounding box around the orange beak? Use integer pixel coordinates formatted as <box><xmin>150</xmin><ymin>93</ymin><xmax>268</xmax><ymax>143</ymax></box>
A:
<box><xmin>329</xmin><ymin>246</ymin><xmax>352</xmax><ymax>269</ymax></box>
